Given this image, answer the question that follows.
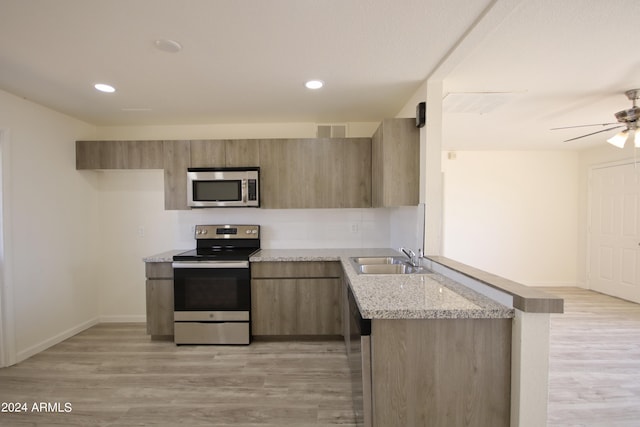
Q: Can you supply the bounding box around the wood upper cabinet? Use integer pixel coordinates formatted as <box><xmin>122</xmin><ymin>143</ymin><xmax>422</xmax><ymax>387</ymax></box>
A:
<box><xmin>76</xmin><ymin>136</ymin><xmax>370</xmax><ymax>210</ymax></box>
<box><xmin>163</xmin><ymin>140</ymin><xmax>190</xmax><ymax>210</ymax></box>
<box><xmin>190</xmin><ymin>139</ymin><xmax>260</xmax><ymax>168</ymax></box>
<box><xmin>251</xmin><ymin>261</ymin><xmax>342</xmax><ymax>336</ymax></box>
<box><xmin>190</xmin><ymin>140</ymin><xmax>225</xmax><ymax>167</ymax></box>
<box><xmin>76</xmin><ymin>140</ymin><xmax>164</xmax><ymax>169</ymax></box>
<box><xmin>225</xmin><ymin>139</ymin><xmax>260</xmax><ymax>167</ymax></box>
<box><xmin>372</xmin><ymin>118</ymin><xmax>420</xmax><ymax>207</ymax></box>
<box><xmin>259</xmin><ymin>138</ymin><xmax>371</xmax><ymax>209</ymax></box>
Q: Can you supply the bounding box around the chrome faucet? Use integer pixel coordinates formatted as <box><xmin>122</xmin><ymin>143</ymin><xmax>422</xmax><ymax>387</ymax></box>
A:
<box><xmin>400</xmin><ymin>247</ymin><xmax>418</xmax><ymax>267</ymax></box>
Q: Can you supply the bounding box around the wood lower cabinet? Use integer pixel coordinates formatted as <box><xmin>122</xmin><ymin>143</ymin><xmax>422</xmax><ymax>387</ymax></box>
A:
<box><xmin>370</xmin><ymin>318</ymin><xmax>511</xmax><ymax>426</ymax></box>
<box><xmin>145</xmin><ymin>262</ymin><xmax>174</xmax><ymax>337</ymax></box>
<box><xmin>251</xmin><ymin>261</ymin><xmax>342</xmax><ymax>336</ymax></box>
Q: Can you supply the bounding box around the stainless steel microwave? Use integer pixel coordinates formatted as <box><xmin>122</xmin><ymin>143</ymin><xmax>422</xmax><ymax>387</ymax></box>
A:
<box><xmin>187</xmin><ymin>167</ymin><xmax>260</xmax><ymax>208</ymax></box>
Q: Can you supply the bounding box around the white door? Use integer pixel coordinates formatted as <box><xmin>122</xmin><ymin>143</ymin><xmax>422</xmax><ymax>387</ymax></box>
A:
<box><xmin>589</xmin><ymin>162</ymin><xmax>640</xmax><ymax>303</ymax></box>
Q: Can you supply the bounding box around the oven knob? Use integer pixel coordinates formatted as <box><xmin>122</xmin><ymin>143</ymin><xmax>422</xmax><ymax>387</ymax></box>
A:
<box><xmin>201</xmin><ymin>229</ymin><xmax>207</xmax><ymax>235</ymax></box>
<box><xmin>252</xmin><ymin>230</ymin><xmax>258</xmax><ymax>234</ymax></box>
<box><xmin>245</xmin><ymin>230</ymin><xmax>251</xmax><ymax>234</ymax></box>
<box><xmin>195</xmin><ymin>229</ymin><xmax>201</xmax><ymax>235</ymax></box>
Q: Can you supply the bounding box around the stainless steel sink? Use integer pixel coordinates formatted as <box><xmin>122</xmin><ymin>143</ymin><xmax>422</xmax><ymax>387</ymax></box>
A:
<box><xmin>351</xmin><ymin>256</ymin><xmax>404</xmax><ymax>265</ymax></box>
<box><xmin>350</xmin><ymin>256</ymin><xmax>433</xmax><ymax>275</ymax></box>
<box><xmin>359</xmin><ymin>264</ymin><xmax>409</xmax><ymax>274</ymax></box>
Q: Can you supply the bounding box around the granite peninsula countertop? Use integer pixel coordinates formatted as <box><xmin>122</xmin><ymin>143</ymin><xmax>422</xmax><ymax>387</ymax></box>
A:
<box><xmin>250</xmin><ymin>248</ymin><xmax>514</xmax><ymax>320</ymax></box>
<box><xmin>142</xmin><ymin>248</ymin><xmax>514</xmax><ymax>320</ymax></box>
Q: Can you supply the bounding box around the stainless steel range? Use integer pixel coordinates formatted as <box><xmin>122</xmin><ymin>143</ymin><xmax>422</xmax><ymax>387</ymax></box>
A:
<box><xmin>172</xmin><ymin>224</ymin><xmax>260</xmax><ymax>345</ymax></box>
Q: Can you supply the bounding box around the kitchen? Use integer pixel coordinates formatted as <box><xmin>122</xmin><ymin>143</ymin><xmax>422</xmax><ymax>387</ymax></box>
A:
<box><xmin>1</xmin><ymin>0</ymin><xmax>640</xmax><ymax>426</ymax></box>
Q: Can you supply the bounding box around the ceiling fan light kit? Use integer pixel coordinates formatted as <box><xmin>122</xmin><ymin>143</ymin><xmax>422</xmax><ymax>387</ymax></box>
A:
<box><xmin>606</xmin><ymin>130</ymin><xmax>628</xmax><ymax>148</ymax></box>
<box><xmin>555</xmin><ymin>89</ymin><xmax>640</xmax><ymax>148</ymax></box>
<box><xmin>606</xmin><ymin>126</ymin><xmax>639</xmax><ymax>149</ymax></box>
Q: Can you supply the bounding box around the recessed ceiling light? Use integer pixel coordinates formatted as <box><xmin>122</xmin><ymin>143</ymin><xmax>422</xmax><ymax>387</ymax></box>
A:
<box><xmin>305</xmin><ymin>80</ymin><xmax>324</xmax><ymax>90</ymax></box>
<box><xmin>154</xmin><ymin>38</ymin><xmax>182</xmax><ymax>53</ymax></box>
<box><xmin>94</xmin><ymin>83</ymin><xmax>115</xmax><ymax>93</ymax></box>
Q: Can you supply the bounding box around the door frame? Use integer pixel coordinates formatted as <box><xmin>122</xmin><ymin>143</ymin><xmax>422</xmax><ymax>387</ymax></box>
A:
<box><xmin>586</xmin><ymin>158</ymin><xmax>639</xmax><ymax>301</ymax></box>
<box><xmin>0</xmin><ymin>129</ymin><xmax>16</xmax><ymax>367</ymax></box>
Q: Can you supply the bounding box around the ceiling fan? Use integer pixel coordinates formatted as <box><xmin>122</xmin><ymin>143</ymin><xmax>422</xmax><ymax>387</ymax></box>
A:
<box><xmin>551</xmin><ymin>89</ymin><xmax>640</xmax><ymax>148</ymax></box>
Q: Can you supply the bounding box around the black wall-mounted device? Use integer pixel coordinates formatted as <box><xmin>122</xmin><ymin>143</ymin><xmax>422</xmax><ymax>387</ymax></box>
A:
<box><xmin>416</xmin><ymin>102</ymin><xmax>426</xmax><ymax>128</ymax></box>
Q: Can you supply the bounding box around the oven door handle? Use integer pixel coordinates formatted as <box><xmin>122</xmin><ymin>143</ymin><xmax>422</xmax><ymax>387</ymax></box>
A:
<box><xmin>172</xmin><ymin>261</ymin><xmax>249</xmax><ymax>269</ymax></box>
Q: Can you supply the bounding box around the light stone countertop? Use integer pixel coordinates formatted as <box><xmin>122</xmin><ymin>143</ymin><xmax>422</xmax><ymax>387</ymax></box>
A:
<box><xmin>142</xmin><ymin>249</ymin><xmax>188</xmax><ymax>263</ymax></box>
<box><xmin>142</xmin><ymin>248</ymin><xmax>514</xmax><ymax>320</ymax></box>
<box><xmin>250</xmin><ymin>248</ymin><xmax>514</xmax><ymax>320</ymax></box>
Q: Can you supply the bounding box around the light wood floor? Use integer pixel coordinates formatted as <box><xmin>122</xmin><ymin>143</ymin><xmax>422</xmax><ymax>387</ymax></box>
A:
<box><xmin>1</xmin><ymin>287</ymin><xmax>639</xmax><ymax>426</ymax></box>
<box><xmin>0</xmin><ymin>327</ymin><xmax>355</xmax><ymax>426</ymax></box>
<box><xmin>545</xmin><ymin>286</ymin><xmax>640</xmax><ymax>427</ymax></box>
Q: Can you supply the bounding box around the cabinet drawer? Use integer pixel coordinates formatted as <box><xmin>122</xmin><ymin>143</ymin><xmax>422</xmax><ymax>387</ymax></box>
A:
<box><xmin>145</xmin><ymin>262</ymin><xmax>174</xmax><ymax>279</ymax></box>
<box><xmin>251</xmin><ymin>261</ymin><xmax>342</xmax><ymax>278</ymax></box>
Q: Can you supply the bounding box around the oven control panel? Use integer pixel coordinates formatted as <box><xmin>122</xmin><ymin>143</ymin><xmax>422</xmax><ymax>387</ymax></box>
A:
<box><xmin>194</xmin><ymin>224</ymin><xmax>260</xmax><ymax>239</ymax></box>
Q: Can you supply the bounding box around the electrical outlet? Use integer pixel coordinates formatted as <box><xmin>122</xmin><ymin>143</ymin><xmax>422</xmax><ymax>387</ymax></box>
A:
<box><xmin>351</xmin><ymin>223</ymin><xmax>359</xmax><ymax>233</ymax></box>
<box><xmin>137</xmin><ymin>226</ymin><xmax>145</xmax><ymax>238</ymax></box>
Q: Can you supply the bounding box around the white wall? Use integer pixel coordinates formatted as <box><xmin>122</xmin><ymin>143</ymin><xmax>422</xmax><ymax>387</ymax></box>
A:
<box><xmin>0</xmin><ymin>89</ymin><xmax>98</xmax><ymax>362</ymax></box>
<box><xmin>442</xmin><ymin>150</ymin><xmax>579</xmax><ymax>286</ymax></box>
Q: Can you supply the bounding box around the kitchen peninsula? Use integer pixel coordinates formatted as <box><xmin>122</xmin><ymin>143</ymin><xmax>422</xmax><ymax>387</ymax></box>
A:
<box><xmin>144</xmin><ymin>247</ymin><xmax>561</xmax><ymax>426</ymax></box>
<box><xmin>252</xmin><ymin>248</ymin><xmax>514</xmax><ymax>426</ymax></box>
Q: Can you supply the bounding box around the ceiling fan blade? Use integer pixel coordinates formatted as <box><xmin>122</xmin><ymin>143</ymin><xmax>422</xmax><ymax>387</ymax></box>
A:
<box><xmin>563</xmin><ymin>125</ymin><xmax>625</xmax><ymax>142</ymax></box>
<box><xmin>551</xmin><ymin>123</ymin><xmax>619</xmax><ymax>130</ymax></box>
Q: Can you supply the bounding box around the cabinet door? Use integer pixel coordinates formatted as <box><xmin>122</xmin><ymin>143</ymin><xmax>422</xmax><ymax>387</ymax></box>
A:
<box><xmin>125</xmin><ymin>141</ymin><xmax>164</xmax><ymax>169</ymax></box>
<box><xmin>372</xmin><ymin>118</ymin><xmax>419</xmax><ymax>207</ymax></box>
<box><xmin>259</xmin><ymin>138</ymin><xmax>371</xmax><ymax>209</ymax></box>
<box><xmin>76</xmin><ymin>140</ymin><xmax>163</xmax><ymax>169</ymax></box>
<box><xmin>296</xmin><ymin>278</ymin><xmax>341</xmax><ymax>335</ymax></box>
<box><xmin>163</xmin><ymin>140</ymin><xmax>191</xmax><ymax>210</ymax></box>
<box><xmin>76</xmin><ymin>141</ymin><xmax>125</xmax><ymax>169</ymax></box>
<box><xmin>145</xmin><ymin>279</ymin><xmax>174</xmax><ymax>336</ymax></box>
<box><xmin>341</xmin><ymin>138</ymin><xmax>371</xmax><ymax>208</ymax></box>
<box><xmin>258</xmin><ymin>139</ymin><xmax>296</xmax><ymax>208</ymax></box>
<box><xmin>190</xmin><ymin>140</ymin><xmax>225</xmax><ymax>168</ymax></box>
<box><xmin>225</xmin><ymin>139</ymin><xmax>260</xmax><ymax>167</ymax></box>
<box><xmin>371</xmin><ymin>127</ymin><xmax>384</xmax><ymax>207</ymax></box>
<box><xmin>251</xmin><ymin>279</ymin><xmax>297</xmax><ymax>335</ymax></box>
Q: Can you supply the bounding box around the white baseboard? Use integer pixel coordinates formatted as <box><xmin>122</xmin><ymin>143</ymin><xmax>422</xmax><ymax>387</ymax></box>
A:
<box><xmin>16</xmin><ymin>317</ymin><xmax>99</xmax><ymax>363</ymax></box>
<box><xmin>99</xmin><ymin>315</ymin><xmax>146</xmax><ymax>323</ymax></box>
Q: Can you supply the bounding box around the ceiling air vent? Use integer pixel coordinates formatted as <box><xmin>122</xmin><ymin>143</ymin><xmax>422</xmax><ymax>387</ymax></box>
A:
<box><xmin>317</xmin><ymin>124</ymin><xmax>347</xmax><ymax>138</ymax></box>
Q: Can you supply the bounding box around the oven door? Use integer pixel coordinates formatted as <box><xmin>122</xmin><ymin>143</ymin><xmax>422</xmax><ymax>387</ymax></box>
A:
<box><xmin>173</xmin><ymin>261</ymin><xmax>251</xmax><ymax>345</ymax></box>
<box><xmin>173</xmin><ymin>261</ymin><xmax>251</xmax><ymax>314</ymax></box>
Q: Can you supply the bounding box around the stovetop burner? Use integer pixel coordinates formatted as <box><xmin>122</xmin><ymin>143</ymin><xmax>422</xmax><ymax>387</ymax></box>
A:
<box><xmin>173</xmin><ymin>224</ymin><xmax>261</xmax><ymax>262</ymax></box>
<box><xmin>173</xmin><ymin>247</ymin><xmax>259</xmax><ymax>262</ymax></box>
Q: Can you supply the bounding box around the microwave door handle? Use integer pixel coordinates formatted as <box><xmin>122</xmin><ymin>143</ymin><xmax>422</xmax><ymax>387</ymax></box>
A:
<box><xmin>242</xmin><ymin>179</ymin><xmax>247</xmax><ymax>203</ymax></box>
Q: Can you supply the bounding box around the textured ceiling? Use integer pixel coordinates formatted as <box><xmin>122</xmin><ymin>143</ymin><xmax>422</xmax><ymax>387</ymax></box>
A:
<box><xmin>1</xmin><ymin>0</ymin><xmax>639</xmax><ymax>150</ymax></box>
<box><xmin>0</xmin><ymin>0</ymin><xmax>488</xmax><ymax>125</ymax></box>
<box><xmin>443</xmin><ymin>0</ymin><xmax>640</xmax><ymax>150</ymax></box>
